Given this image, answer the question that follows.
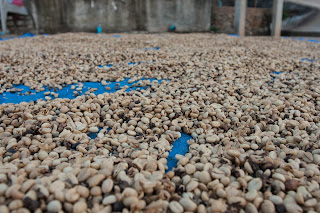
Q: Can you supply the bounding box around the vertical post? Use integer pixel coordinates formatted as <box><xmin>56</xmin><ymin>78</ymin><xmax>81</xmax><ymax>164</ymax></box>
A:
<box><xmin>30</xmin><ymin>1</ymin><xmax>39</xmax><ymax>34</ymax></box>
<box><xmin>271</xmin><ymin>0</ymin><xmax>284</xmax><ymax>37</ymax></box>
<box><xmin>0</xmin><ymin>0</ymin><xmax>8</xmax><ymax>33</ymax></box>
<box><xmin>234</xmin><ymin>0</ymin><xmax>247</xmax><ymax>36</ymax></box>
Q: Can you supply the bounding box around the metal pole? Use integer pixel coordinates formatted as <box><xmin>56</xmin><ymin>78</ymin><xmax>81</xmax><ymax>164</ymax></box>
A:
<box><xmin>271</xmin><ymin>0</ymin><xmax>284</xmax><ymax>37</ymax></box>
<box><xmin>234</xmin><ymin>0</ymin><xmax>247</xmax><ymax>36</ymax></box>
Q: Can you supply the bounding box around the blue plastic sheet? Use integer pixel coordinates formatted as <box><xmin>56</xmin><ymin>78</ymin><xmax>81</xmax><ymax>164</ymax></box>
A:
<box><xmin>98</xmin><ymin>61</ymin><xmax>156</xmax><ymax>68</ymax></box>
<box><xmin>0</xmin><ymin>78</ymin><xmax>163</xmax><ymax>104</ymax></box>
<box><xmin>0</xmin><ymin>70</ymin><xmax>189</xmax><ymax>172</ymax></box>
<box><xmin>88</xmin><ymin>130</ymin><xmax>193</xmax><ymax>171</ymax></box>
<box><xmin>282</xmin><ymin>36</ymin><xmax>320</xmax><ymax>43</ymax></box>
<box><xmin>88</xmin><ymin>127</ymin><xmax>112</xmax><ymax>139</ymax></box>
<box><xmin>88</xmin><ymin>127</ymin><xmax>103</xmax><ymax>139</ymax></box>
<box><xmin>166</xmin><ymin>133</ymin><xmax>193</xmax><ymax>172</ymax></box>
<box><xmin>0</xmin><ymin>31</ymin><xmax>190</xmax><ymax>173</ymax></box>
<box><xmin>306</xmin><ymin>39</ymin><xmax>320</xmax><ymax>43</ymax></box>
<box><xmin>137</xmin><ymin>47</ymin><xmax>160</xmax><ymax>51</ymax></box>
<box><xmin>87</xmin><ymin>127</ymin><xmax>192</xmax><ymax>171</ymax></box>
<box><xmin>18</xmin><ymin>32</ymin><xmax>35</xmax><ymax>38</ymax></box>
<box><xmin>228</xmin><ymin>35</ymin><xmax>320</xmax><ymax>43</ymax></box>
<box><xmin>2</xmin><ymin>37</ymin><xmax>14</xmax><ymax>41</ymax></box>
<box><xmin>267</xmin><ymin>71</ymin><xmax>284</xmax><ymax>85</ymax></box>
<box><xmin>98</xmin><ymin>64</ymin><xmax>113</xmax><ymax>68</ymax></box>
<box><xmin>270</xmin><ymin>71</ymin><xmax>283</xmax><ymax>75</ymax></box>
<box><xmin>228</xmin><ymin>34</ymin><xmax>240</xmax><ymax>37</ymax></box>
<box><xmin>301</xmin><ymin>58</ymin><xmax>315</xmax><ymax>62</ymax></box>
<box><xmin>0</xmin><ymin>32</ymin><xmax>47</xmax><ymax>41</ymax></box>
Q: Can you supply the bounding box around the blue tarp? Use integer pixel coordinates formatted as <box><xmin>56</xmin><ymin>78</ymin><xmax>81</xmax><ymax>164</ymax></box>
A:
<box><xmin>88</xmin><ymin>127</ymin><xmax>192</xmax><ymax>171</ymax></box>
<box><xmin>0</xmin><ymin>78</ymin><xmax>163</xmax><ymax>104</ymax></box>
<box><xmin>18</xmin><ymin>32</ymin><xmax>35</xmax><ymax>38</ymax></box>
<box><xmin>166</xmin><ymin>133</ymin><xmax>193</xmax><ymax>172</ymax></box>
<box><xmin>283</xmin><ymin>36</ymin><xmax>320</xmax><ymax>43</ymax></box>
<box><xmin>301</xmin><ymin>58</ymin><xmax>315</xmax><ymax>62</ymax></box>
<box><xmin>88</xmin><ymin>127</ymin><xmax>104</xmax><ymax>139</ymax></box>
<box><xmin>0</xmin><ymin>32</ymin><xmax>46</xmax><ymax>41</ymax></box>
<box><xmin>228</xmin><ymin>34</ymin><xmax>240</xmax><ymax>37</ymax></box>
<box><xmin>270</xmin><ymin>71</ymin><xmax>283</xmax><ymax>75</ymax></box>
<box><xmin>0</xmin><ymin>32</ymin><xmax>193</xmax><ymax>172</ymax></box>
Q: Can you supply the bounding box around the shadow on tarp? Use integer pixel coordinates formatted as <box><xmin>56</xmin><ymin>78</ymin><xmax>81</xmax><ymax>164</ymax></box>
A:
<box><xmin>0</xmin><ymin>78</ymin><xmax>163</xmax><ymax>104</ymax></box>
<box><xmin>166</xmin><ymin>133</ymin><xmax>193</xmax><ymax>172</ymax></box>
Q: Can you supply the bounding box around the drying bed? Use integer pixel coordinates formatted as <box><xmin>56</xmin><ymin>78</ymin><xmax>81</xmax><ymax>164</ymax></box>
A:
<box><xmin>0</xmin><ymin>33</ymin><xmax>319</xmax><ymax>213</ymax></box>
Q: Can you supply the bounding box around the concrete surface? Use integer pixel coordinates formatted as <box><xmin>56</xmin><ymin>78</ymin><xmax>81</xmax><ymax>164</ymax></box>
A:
<box><xmin>211</xmin><ymin>6</ymin><xmax>272</xmax><ymax>35</ymax></box>
<box><xmin>286</xmin><ymin>0</ymin><xmax>320</xmax><ymax>9</ymax></box>
<box><xmin>282</xmin><ymin>9</ymin><xmax>320</xmax><ymax>36</ymax></box>
<box><xmin>67</xmin><ymin>0</ymin><xmax>137</xmax><ymax>32</ymax></box>
<box><xmin>31</xmin><ymin>0</ymin><xmax>211</xmax><ymax>33</ymax></box>
<box><xmin>291</xmin><ymin>11</ymin><xmax>320</xmax><ymax>33</ymax></box>
<box><xmin>144</xmin><ymin>0</ymin><xmax>211</xmax><ymax>32</ymax></box>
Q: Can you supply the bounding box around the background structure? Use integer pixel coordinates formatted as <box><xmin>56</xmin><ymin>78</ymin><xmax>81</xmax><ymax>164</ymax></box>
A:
<box><xmin>2</xmin><ymin>0</ymin><xmax>318</xmax><ymax>35</ymax></box>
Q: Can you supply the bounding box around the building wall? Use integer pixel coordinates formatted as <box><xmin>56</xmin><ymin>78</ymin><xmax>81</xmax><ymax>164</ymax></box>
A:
<box><xmin>30</xmin><ymin>0</ymin><xmax>212</xmax><ymax>33</ymax></box>
<box><xmin>144</xmin><ymin>0</ymin><xmax>212</xmax><ymax>32</ymax></box>
<box><xmin>8</xmin><ymin>0</ymin><xmax>305</xmax><ymax>35</ymax></box>
<box><xmin>66</xmin><ymin>0</ymin><xmax>137</xmax><ymax>32</ymax></box>
<box><xmin>211</xmin><ymin>6</ymin><xmax>272</xmax><ymax>35</ymax></box>
<box><xmin>32</xmin><ymin>0</ymin><xmax>68</xmax><ymax>33</ymax></box>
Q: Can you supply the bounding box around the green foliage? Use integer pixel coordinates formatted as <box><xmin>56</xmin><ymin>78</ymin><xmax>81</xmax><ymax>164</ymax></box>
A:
<box><xmin>282</xmin><ymin>9</ymin><xmax>289</xmax><ymax>20</ymax></box>
<box><xmin>210</xmin><ymin>25</ymin><xmax>218</xmax><ymax>32</ymax></box>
